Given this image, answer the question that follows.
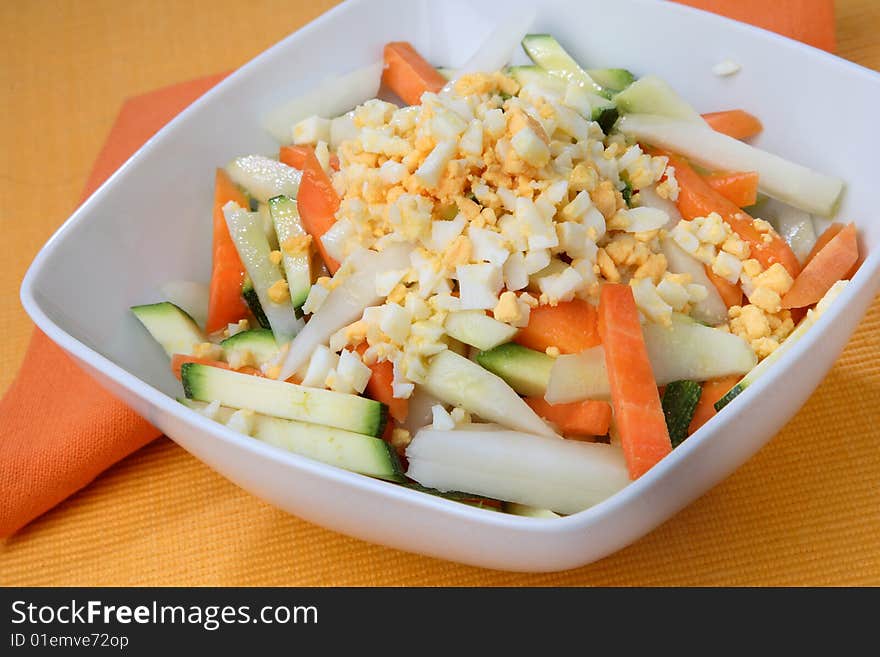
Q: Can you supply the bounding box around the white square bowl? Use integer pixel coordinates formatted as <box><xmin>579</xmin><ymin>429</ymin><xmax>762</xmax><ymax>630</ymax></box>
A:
<box><xmin>20</xmin><ymin>0</ymin><xmax>880</xmax><ymax>572</ymax></box>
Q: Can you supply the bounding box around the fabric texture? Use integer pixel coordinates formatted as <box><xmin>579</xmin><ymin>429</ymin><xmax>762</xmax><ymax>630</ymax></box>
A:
<box><xmin>0</xmin><ymin>73</ymin><xmax>227</xmax><ymax>539</ymax></box>
<box><xmin>673</xmin><ymin>0</ymin><xmax>836</xmax><ymax>51</ymax></box>
<box><xmin>2</xmin><ymin>0</ymin><xmax>878</xmax><ymax>585</ymax></box>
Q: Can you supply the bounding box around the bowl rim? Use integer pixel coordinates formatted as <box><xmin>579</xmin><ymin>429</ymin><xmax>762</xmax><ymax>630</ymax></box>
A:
<box><xmin>19</xmin><ymin>0</ymin><xmax>880</xmax><ymax>535</ymax></box>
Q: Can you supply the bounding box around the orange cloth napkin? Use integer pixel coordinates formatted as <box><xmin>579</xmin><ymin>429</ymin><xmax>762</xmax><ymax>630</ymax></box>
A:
<box><xmin>0</xmin><ymin>1</ymin><xmax>834</xmax><ymax>538</ymax></box>
<box><xmin>673</xmin><ymin>0</ymin><xmax>835</xmax><ymax>52</ymax></box>
<box><xmin>0</xmin><ymin>74</ymin><xmax>227</xmax><ymax>538</ymax></box>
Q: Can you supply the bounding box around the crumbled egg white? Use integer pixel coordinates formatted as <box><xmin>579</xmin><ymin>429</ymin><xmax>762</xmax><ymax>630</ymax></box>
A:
<box><xmin>193</xmin><ymin>342</ymin><xmax>224</xmax><ymax>361</ymax></box>
<box><xmin>199</xmin><ymin>399</ymin><xmax>223</xmax><ymax>421</ymax></box>
<box><xmin>293</xmin><ymin>115</ymin><xmax>331</xmax><ymax>146</ymax></box>
<box><xmin>226</xmin><ymin>409</ymin><xmax>256</xmax><ymax>436</ymax></box>
<box><xmin>227</xmin><ymin>319</ymin><xmax>249</xmax><ymax>337</ymax></box>
<box><xmin>290</xmin><ymin>70</ymin><xmax>809</xmax><ymax>397</ymax></box>
<box><xmin>631</xmin><ymin>276</ymin><xmax>673</xmax><ymax>326</ymax></box>
<box><xmin>226</xmin><ymin>347</ymin><xmax>256</xmax><ymax>371</ymax></box>
<box><xmin>450</xmin><ymin>406</ymin><xmax>472</xmax><ymax>426</ymax></box>
<box><xmin>431</xmin><ymin>404</ymin><xmax>456</xmax><ymax>430</ymax></box>
<box><xmin>336</xmin><ymin>348</ymin><xmax>372</xmax><ymax>394</ymax></box>
<box><xmin>712</xmin><ymin>60</ymin><xmax>742</xmax><ymax>77</ymax></box>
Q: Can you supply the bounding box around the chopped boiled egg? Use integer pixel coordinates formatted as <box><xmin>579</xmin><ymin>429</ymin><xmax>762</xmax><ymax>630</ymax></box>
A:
<box><xmin>226</xmin><ymin>409</ymin><xmax>256</xmax><ymax>436</ymax></box>
<box><xmin>631</xmin><ymin>276</ymin><xmax>673</xmax><ymax>326</ymax></box>
<box><xmin>712</xmin><ymin>251</ymin><xmax>743</xmax><ymax>284</ymax></box>
<box><xmin>415</xmin><ymin>140</ymin><xmax>457</xmax><ymax>188</ymax></box>
<box><xmin>537</xmin><ymin>266</ymin><xmax>584</xmax><ymax>305</ymax></box>
<box><xmin>511</xmin><ymin>126</ymin><xmax>551</xmax><ymax>168</ymax></box>
<box><xmin>380</xmin><ymin>303</ymin><xmax>413</xmax><ymax>345</ymax></box>
<box><xmin>468</xmin><ymin>226</ymin><xmax>510</xmax><ymax>266</ymax></box>
<box><xmin>301</xmin><ymin>346</ymin><xmax>339</xmax><ymax>388</ymax></box>
<box><xmin>456</xmin><ymin>263</ymin><xmax>503</xmax><ymax>310</ymax></box>
<box><xmin>615</xmin><ymin>206</ymin><xmax>669</xmax><ymax>233</ymax></box>
<box><xmin>292</xmin><ymin>115</ymin><xmax>331</xmax><ymax>145</ymax></box>
<box><xmin>431</xmin><ymin>404</ymin><xmax>456</xmax><ymax>430</ymax></box>
<box><xmin>337</xmin><ymin>349</ymin><xmax>372</xmax><ymax>394</ymax></box>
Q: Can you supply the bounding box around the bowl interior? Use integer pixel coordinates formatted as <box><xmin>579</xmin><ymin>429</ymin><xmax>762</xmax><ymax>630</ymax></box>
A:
<box><xmin>25</xmin><ymin>0</ymin><xmax>880</xmax><ymax>406</ymax></box>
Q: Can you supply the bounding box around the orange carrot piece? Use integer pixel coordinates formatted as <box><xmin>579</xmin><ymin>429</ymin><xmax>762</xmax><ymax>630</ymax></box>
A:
<box><xmin>703</xmin><ymin>170</ymin><xmax>759</xmax><ymax>208</ymax></box>
<box><xmin>782</xmin><ymin>223</ymin><xmax>858</xmax><ymax>309</ymax></box>
<box><xmin>171</xmin><ymin>354</ymin><xmax>230</xmax><ymax>381</ymax></box>
<box><xmin>296</xmin><ymin>147</ymin><xmax>341</xmax><ymax>273</ymax></box>
<box><xmin>687</xmin><ymin>376</ymin><xmax>742</xmax><ymax>435</ymax></box>
<box><xmin>356</xmin><ymin>343</ymin><xmax>408</xmax><ymax>422</ymax></box>
<box><xmin>704</xmin><ymin>265</ymin><xmax>743</xmax><ymax>308</ymax></box>
<box><xmin>804</xmin><ymin>222</ymin><xmax>862</xmax><ymax>280</ymax></box>
<box><xmin>513</xmin><ymin>299</ymin><xmax>600</xmax><ymax>354</ymax></box>
<box><xmin>382</xmin><ymin>41</ymin><xmax>447</xmax><ymax>106</ymax></box>
<box><xmin>524</xmin><ymin>396</ymin><xmax>612</xmax><ymax>437</ymax></box>
<box><xmin>702</xmin><ymin>110</ymin><xmax>763</xmax><ymax>140</ymax></box>
<box><xmin>279</xmin><ymin>144</ymin><xmax>339</xmax><ymax>171</ymax></box>
<box><xmin>171</xmin><ymin>355</ymin><xmax>265</xmax><ymax>381</ymax></box>
<box><xmin>804</xmin><ymin>222</ymin><xmax>845</xmax><ymax>265</ymax></box>
<box><xmin>598</xmin><ymin>284</ymin><xmax>671</xmax><ymax>479</ymax></box>
<box><xmin>665</xmin><ymin>152</ymin><xmax>801</xmax><ymax>278</ymax></box>
<box><xmin>206</xmin><ymin>169</ymin><xmax>250</xmax><ymax>333</ymax></box>
<box><xmin>279</xmin><ymin>144</ymin><xmax>313</xmax><ymax>170</ymax></box>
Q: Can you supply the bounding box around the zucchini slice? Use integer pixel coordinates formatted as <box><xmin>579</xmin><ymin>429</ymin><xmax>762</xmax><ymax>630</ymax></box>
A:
<box><xmin>181</xmin><ymin>399</ymin><xmax>402</xmax><ymax>481</ymax></box>
<box><xmin>268</xmin><ymin>195</ymin><xmax>312</xmax><ymax>314</ymax></box>
<box><xmin>224</xmin><ymin>201</ymin><xmax>303</xmax><ymax>343</ymax></box>
<box><xmin>131</xmin><ymin>301</ymin><xmax>206</xmax><ymax>357</ymax></box>
<box><xmin>661</xmin><ymin>380</ymin><xmax>702</xmax><ymax>447</ymax></box>
<box><xmin>181</xmin><ymin>363</ymin><xmax>388</xmax><ymax>437</ymax></box>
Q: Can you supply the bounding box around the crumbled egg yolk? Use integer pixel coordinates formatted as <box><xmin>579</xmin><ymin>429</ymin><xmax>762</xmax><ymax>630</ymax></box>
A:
<box><xmin>655</xmin><ymin>167</ymin><xmax>679</xmax><ymax>201</ymax></box>
<box><xmin>390</xmin><ymin>427</ymin><xmax>413</xmax><ymax>453</ymax></box>
<box><xmin>493</xmin><ymin>291</ymin><xmax>528</xmax><ymax>325</ymax></box>
<box><xmin>292</xmin><ymin>70</ymin><xmax>811</xmax><ymax>394</ymax></box>
<box><xmin>728</xmin><ymin>304</ymin><xmax>795</xmax><ymax>359</ymax></box>
<box><xmin>267</xmin><ymin>279</ymin><xmax>290</xmax><ymax>304</ymax></box>
<box><xmin>282</xmin><ymin>234</ymin><xmax>313</xmax><ymax>255</ymax></box>
<box><xmin>193</xmin><ymin>342</ymin><xmax>223</xmax><ymax>361</ymax></box>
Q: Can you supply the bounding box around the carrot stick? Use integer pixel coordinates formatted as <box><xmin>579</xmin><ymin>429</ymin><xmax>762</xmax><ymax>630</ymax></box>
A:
<box><xmin>704</xmin><ymin>265</ymin><xmax>743</xmax><ymax>308</ymax></box>
<box><xmin>782</xmin><ymin>223</ymin><xmax>858</xmax><ymax>309</ymax></box>
<box><xmin>171</xmin><ymin>354</ymin><xmax>230</xmax><ymax>381</ymax></box>
<box><xmin>703</xmin><ymin>170</ymin><xmax>759</xmax><ymax>208</ymax></box>
<box><xmin>279</xmin><ymin>145</ymin><xmax>339</xmax><ymax>171</ymax></box>
<box><xmin>804</xmin><ymin>222</ymin><xmax>844</xmax><ymax>265</ymax></box>
<box><xmin>206</xmin><ymin>168</ymin><xmax>250</xmax><ymax>333</ymax></box>
<box><xmin>296</xmin><ymin>147</ymin><xmax>341</xmax><ymax>273</ymax></box>
<box><xmin>356</xmin><ymin>343</ymin><xmax>408</xmax><ymax>422</ymax></box>
<box><xmin>382</xmin><ymin>41</ymin><xmax>447</xmax><ymax>106</ymax></box>
<box><xmin>688</xmin><ymin>375</ymin><xmax>742</xmax><ymax>435</ymax></box>
<box><xmin>598</xmin><ymin>284</ymin><xmax>671</xmax><ymax>479</ymax></box>
<box><xmin>279</xmin><ymin>145</ymin><xmax>311</xmax><ymax>170</ymax></box>
<box><xmin>524</xmin><ymin>396</ymin><xmax>612</xmax><ymax>437</ymax></box>
<box><xmin>665</xmin><ymin>152</ymin><xmax>801</xmax><ymax>278</ymax></box>
<box><xmin>803</xmin><ymin>223</ymin><xmax>862</xmax><ymax>280</ymax></box>
<box><xmin>171</xmin><ymin>355</ymin><xmax>265</xmax><ymax>381</ymax></box>
<box><xmin>513</xmin><ymin>299</ymin><xmax>600</xmax><ymax>354</ymax></box>
<box><xmin>702</xmin><ymin>110</ymin><xmax>763</xmax><ymax>140</ymax></box>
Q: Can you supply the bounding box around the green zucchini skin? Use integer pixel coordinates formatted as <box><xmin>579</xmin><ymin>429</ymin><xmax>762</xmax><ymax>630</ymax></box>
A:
<box><xmin>714</xmin><ymin>383</ymin><xmax>745</xmax><ymax>413</ymax></box>
<box><xmin>242</xmin><ymin>276</ymin><xmax>271</xmax><ymax>330</ymax></box>
<box><xmin>661</xmin><ymin>380</ymin><xmax>702</xmax><ymax>447</ymax></box>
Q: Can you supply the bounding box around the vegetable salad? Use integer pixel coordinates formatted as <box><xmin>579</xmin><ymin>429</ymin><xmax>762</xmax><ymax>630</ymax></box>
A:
<box><xmin>132</xmin><ymin>34</ymin><xmax>860</xmax><ymax>517</ymax></box>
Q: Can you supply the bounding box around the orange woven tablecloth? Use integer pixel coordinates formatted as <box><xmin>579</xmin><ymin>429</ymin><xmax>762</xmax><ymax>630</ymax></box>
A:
<box><xmin>1</xmin><ymin>0</ymin><xmax>879</xmax><ymax>585</ymax></box>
